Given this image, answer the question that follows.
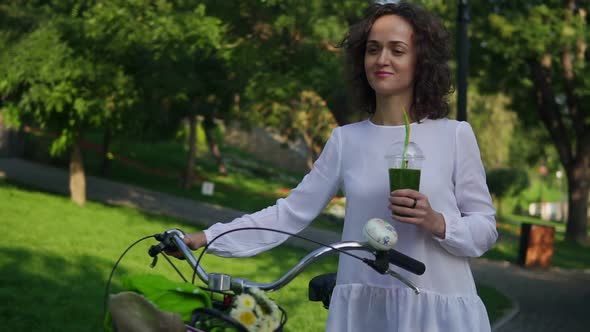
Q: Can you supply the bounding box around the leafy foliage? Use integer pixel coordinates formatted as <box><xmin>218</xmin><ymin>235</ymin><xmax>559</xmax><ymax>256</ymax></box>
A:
<box><xmin>454</xmin><ymin>88</ymin><xmax>518</xmax><ymax>169</ymax></box>
<box><xmin>0</xmin><ymin>0</ymin><xmax>230</xmax><ymax>201</ymax></box>
<box><xmin>290</xmin><ymin>90</ymin><xmax>338</xmax><ymax>168</ymax></box>
<box><xmin>0</xmin><ymin>19</ymin><xmax>136</xmax><ymax>153</ymax></box>
<box><xmin>471</xmin><ymin>0</ymin><xmax>590</xmax><ymax>243</ymax></box>
<box><xmin>487</xmin><ymin>168</ymin><xmax>530</xmax><ymax>201</ymax></box>
<box><xmin>0</xmin><ymin>0</ymin><xmax>229</xmax><ymax>143</ymax></box>
<box><xmin>203</xmin><ymin>0</ymin><xmax>368</xmax><ymax>127</ymax></box>
<box><xmin>487</xmin><ymin>167</ymin><xmax>530</xmax><ymax>216</ymax></box>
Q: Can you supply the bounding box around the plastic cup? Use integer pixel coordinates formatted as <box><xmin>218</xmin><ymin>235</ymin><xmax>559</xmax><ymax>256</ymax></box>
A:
<box><xmin>385</xmin><ymin>141</ymin><xmax>425</xmax><ymax>193</ymax></box>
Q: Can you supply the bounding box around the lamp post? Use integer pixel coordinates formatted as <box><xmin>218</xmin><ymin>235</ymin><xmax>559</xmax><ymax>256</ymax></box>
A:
<box><xmin>457</xmin><ymin>0</ymin><xmax>470</xmax><ymax>122</ymax></box>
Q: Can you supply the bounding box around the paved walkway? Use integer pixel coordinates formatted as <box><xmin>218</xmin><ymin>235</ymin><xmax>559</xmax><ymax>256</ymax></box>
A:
<box><xmin>472</xmin><ymin>259</ymin><xmax>590</xmax><ymax>332</ymax></box>
<box><xmin>1</xmin><ymin>157</ymin><xmax>589</xmax><ymax>331</ymax></box>
<box><xmin>0</xmin><ymin>158</ymin><xmax>339</xmax><ymax>250</ymax></box>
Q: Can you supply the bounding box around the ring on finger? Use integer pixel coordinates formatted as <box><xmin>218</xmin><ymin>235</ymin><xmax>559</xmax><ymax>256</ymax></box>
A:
<box><xmin>411</xmin><ymin>198</ymin><xmax>417</xmax><ymax>209</ymax></box>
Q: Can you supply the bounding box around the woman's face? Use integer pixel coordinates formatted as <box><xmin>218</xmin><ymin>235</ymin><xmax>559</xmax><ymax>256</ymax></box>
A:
<box><xmin>364</xmin><ymin>14</ymin><xmax>417</xmax><ymax>98</ymax></box>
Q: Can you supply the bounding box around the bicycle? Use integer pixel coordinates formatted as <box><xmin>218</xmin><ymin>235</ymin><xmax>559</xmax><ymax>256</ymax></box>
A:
<box><xmin>105</xmin><ymin>221</ymin><xmax>426</xmax><ymax>332</ymax></box>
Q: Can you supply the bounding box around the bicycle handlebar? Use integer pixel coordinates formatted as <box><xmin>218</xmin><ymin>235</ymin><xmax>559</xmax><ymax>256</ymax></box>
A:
<box><xmin>149</xmin><ymin>229</ymin><xmax>425</xmax><ymax>295</ymax></box>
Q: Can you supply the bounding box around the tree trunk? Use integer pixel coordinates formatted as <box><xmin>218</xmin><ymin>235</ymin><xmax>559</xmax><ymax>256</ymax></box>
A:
<box><xmin>528</xmin><ymin>57</ymin><xmax>572</xmax><ymax>167</ymax></box>
<box><xmin>312</xmin><ymin>143</ymin><xmax>322</xmax><ymax>161</ymax></box>
<box><xmin>69</xmin><ymin>137</ymin><xmax>86</xmax><ymax>206</ymax></box>
<box><xmin>561</xmin><ymin>0</ymin><xmax>590</xmax><ymax>245</ymax></box>
<box><xmin>100</xmin><ymin>125</ymin><xmax>112</xmax><ymax>176</ymax></box>
<box><xmin>233</xmin><ymin>93</ymin><xmax>241</xmax><ymax>114</ymax></box>
<box><xmin>203</xmin><ymin>116</ymin><xmax>227</xmax><ymax>176</ymax></box>
<box><xmin>182</xmin><ymin>115</ymin><xmax>197</xmax><ymax>189</ymax></box>
<box><xmin>529</xmin><ymin>57</ymin><xmax>590</xmax><ymax>244</ymax></box>
<box><xmin>303</xmin><ymin>133</ymin><xmax>313</xmax><ymax>170</ymax></box>
<box><xmin>565</xmin><ymin>158</ymin><xmax>590</xmax><ymax>244</ymax></box>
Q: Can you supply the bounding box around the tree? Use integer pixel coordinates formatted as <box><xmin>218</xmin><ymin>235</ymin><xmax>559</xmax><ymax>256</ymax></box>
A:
<box><xmin>471</xmin><ymin>0</ymin><xmax>590</xmax><ymax>244</ymax></box>
<box><xmin>252</xmin><ymin>90</ymin><xmax>338</xmax><ymax>170</ymax></box>
<box><xmin>0</xmin><ymin>1</ymin><xmax>228</xmax><ymax>200</ymax></box>
<box><xmin>291</xmin><ymin>91</ymin><xmax>338</xmax><ymax>169</ymax></box>
<box><xmin>0</xmin><ymin>12</ymin><xmax>136</xmax><ymax>205</ymax></box>
<box><xmin>449</xmin><ymin>87</ymin><xmax>518</xmax><ymax>169</ymax></box>
<box><xmin>487</xmin><ymin>168</ymin><xmax>530</xmax><ymax>217</ymax></box>
<box><xmin>193</xmin><ymin>0</ymin><xmax>369</xmax><ymax>171</ymax></box>
<box><xmin>79</xmin><ymin>0</ymin><xmax>228</xmax><ymax>188</ymax></box>
<box><xmin>203</xmin><ymin>0</ymin><xmax>370</xmax><ymax>128</ymax></box>
<box><xmin>210</xmin><ymin>0</ymin><xmax>456</xmax><ymax>162</ymax></box>
<box><xmin>202</xmin><ymin>115</ymin><xmax>228</xmax><ymax>176</ymax></box>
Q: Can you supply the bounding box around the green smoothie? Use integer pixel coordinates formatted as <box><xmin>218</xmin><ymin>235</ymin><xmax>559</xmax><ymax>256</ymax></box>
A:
<box><xmin>388</xmin><ymin>168</ymin><xmax>421</xmax><ymax>193</ymax></box>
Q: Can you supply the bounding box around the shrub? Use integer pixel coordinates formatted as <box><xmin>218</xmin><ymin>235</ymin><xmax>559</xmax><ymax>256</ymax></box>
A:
<box><xmin>487</xmin><ymin>168</ymin><xmax>529</xmax><ymax>216</ymax></box>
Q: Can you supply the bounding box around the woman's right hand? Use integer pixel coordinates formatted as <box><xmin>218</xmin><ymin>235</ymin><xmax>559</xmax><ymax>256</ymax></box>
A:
<box><xmin>166</xmin><ymin>232</ymin><xmax>207</xmax><ymax>258</ymax></box>
<box><xmin>184</xmin><ymin>232</ymin><xmax>207</xmax><ymax>250</ymax></box>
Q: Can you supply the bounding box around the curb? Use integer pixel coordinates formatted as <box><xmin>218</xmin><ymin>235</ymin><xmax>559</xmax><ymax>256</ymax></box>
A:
<box><xmin>491</xmin><ymin>295</ymin><xmax>520</xmax><ymax>332</ymax></box>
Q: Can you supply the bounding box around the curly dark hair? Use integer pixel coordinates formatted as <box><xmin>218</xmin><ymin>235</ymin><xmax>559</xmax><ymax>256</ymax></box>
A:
<box><xmin>342</xmin><ymin>2</ymin><xmax>453</xmax><ymax>119</ymax></box>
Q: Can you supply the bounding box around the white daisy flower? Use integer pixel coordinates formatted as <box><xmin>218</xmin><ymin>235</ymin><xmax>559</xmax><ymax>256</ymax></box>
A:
<box><xmin>234</xmin><ymin>293</ymin><xmax>256</xmax><ymax>311</ymax></box>
<box><xmin>230</xmin><ymin>308</ymin><xmax>258</xmax><ymax>329</ymax></box>
<box><xmin>226</xmin><ymin>287</ymin><xmax>281</xmax><ymax>331</ymax></box>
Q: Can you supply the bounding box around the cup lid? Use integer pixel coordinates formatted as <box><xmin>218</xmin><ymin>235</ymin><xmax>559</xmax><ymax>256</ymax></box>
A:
<box><xmin>385</xmin><ymin>141</ymin><xmax>425</xmax><ymax>160</ymax></box>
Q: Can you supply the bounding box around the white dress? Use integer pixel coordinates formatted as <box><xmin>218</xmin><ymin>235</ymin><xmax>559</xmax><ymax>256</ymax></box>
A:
<box><xmin>203</xmin><ymin>118</ymin><xmax>498</xmax><ymax>332</ymax></box>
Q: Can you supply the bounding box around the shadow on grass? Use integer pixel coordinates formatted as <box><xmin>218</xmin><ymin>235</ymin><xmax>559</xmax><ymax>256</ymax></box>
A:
<box><xmin>0</xmin><ymin>246</ymin><xmax>128</xmax><ymax>331</ymax></box>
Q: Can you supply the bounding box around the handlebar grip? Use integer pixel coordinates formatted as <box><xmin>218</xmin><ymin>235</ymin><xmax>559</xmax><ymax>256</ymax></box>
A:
<box><xmin>388</xmin><ymin>249</ymin><xmax>425</xmax><ymax>275</ymax></box>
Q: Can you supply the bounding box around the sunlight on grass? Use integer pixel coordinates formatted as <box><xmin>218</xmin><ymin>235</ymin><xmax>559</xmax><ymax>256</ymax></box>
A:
<box><xmin>0</xmin><ymin>180</ymin><xmax>513</xmax><ymax>330</ymax></box>
<box><xmin>0</xmin><ymin>180</ymin><xmax>334</xmax><ymax>331</ymax></box>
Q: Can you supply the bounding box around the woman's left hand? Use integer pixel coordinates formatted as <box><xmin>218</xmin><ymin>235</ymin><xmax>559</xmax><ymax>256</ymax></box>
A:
<box><xmin>388</xmin><ymin>189</ymin><xmax>446</xmax><ymax>239</ymax></box>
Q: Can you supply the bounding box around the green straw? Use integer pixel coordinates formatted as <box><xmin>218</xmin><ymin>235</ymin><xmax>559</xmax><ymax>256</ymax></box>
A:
<box><xmin>402</xmin><ymin>106</ymin><xmax>410</xmax><ymax>169</ymax></box>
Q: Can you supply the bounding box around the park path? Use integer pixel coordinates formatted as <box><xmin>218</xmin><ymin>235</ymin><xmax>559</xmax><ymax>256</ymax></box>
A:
<box><xmin>472</xmin><ymin>259</ymin><xmax>590</xmax><ymax>332</ymax></box>
<box><xmin>0</xmin><ymin>158</ymin><xmax>339</xmax><ymax>249</ymax></box>
<box><xmin>1</xmin><ymin>157</ymin><xmax>589</xmax><ymax>332</ymax></box>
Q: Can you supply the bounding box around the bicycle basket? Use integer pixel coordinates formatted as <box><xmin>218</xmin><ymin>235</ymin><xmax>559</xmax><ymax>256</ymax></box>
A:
<box><xmin>189</xmin><ymin>288</ymin><xmax>287</xmax><ymax>332</ymax></box>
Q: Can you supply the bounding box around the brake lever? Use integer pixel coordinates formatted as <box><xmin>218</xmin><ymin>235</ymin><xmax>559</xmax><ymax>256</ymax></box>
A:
<box><xmin>150</xmin><ymin>255</ymin><xmax>158</xmax><ymax>268</ymax></box>
<box><xmin>385</xmin><ymin>269</ymin><xmax>420</xmax><ymax>294</ymax></box>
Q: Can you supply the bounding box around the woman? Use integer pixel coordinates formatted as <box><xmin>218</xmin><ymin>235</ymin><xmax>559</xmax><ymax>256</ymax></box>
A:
<box><xmin>182</xmin><ymin>2</ymin><xmax>497</xmax><ymax>331</ymax></box>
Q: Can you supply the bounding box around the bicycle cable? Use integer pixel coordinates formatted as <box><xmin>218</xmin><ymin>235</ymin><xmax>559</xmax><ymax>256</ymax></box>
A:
<box><xmin>192</xmin><ymin>227</ymin><xmax>371</xmax><ymax>285</ymax></box>
<box><xmin>102</xmin><ymin>234</ymin><xmax>158</xmax><ymax>320</ymax></box>
<box><xmin>104</xmin><ymin>227</ymin><xmax>375</xmax><ymax>320</ymax></box>
<box><xmin>160</xmin><ymin>253</ymin><xmax>188</xmax><ymax>283</ymax></box>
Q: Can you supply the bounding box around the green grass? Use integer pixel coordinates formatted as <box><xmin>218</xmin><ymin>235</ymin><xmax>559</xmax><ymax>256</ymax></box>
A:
<box><xmin>483</xmin><ymin>214</ymin><xmax>590</xmax><ymax>270</ymax></box>
<box><xmin>0</xmin><ymin>179</ymin><xmax>336</xmax><ymax>331</ymax></box>
<box><xmin>0</xmin><ymin>180</ymin><xmax>507</xmax><ymax>330</ymax></box>
<box><xmin>23</xmin><ymin>131</ymin><xmax>345</xmax><ymax>233</ymax></box>
<box><xmin>476</xmin><ymin>283</ymin><xmax>512</xmax><ymax>324</ymax></box>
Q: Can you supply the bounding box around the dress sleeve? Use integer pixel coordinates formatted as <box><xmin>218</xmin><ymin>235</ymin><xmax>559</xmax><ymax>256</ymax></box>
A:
<box><xmin>434</xmin><ymin>122</ymin><xmax>498</xmax><ymax>257</ymax></box>
<box><xmin>202</xmin><ymin>127</ymin><xmax>342</xmax><ymax>257</ymax></box>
